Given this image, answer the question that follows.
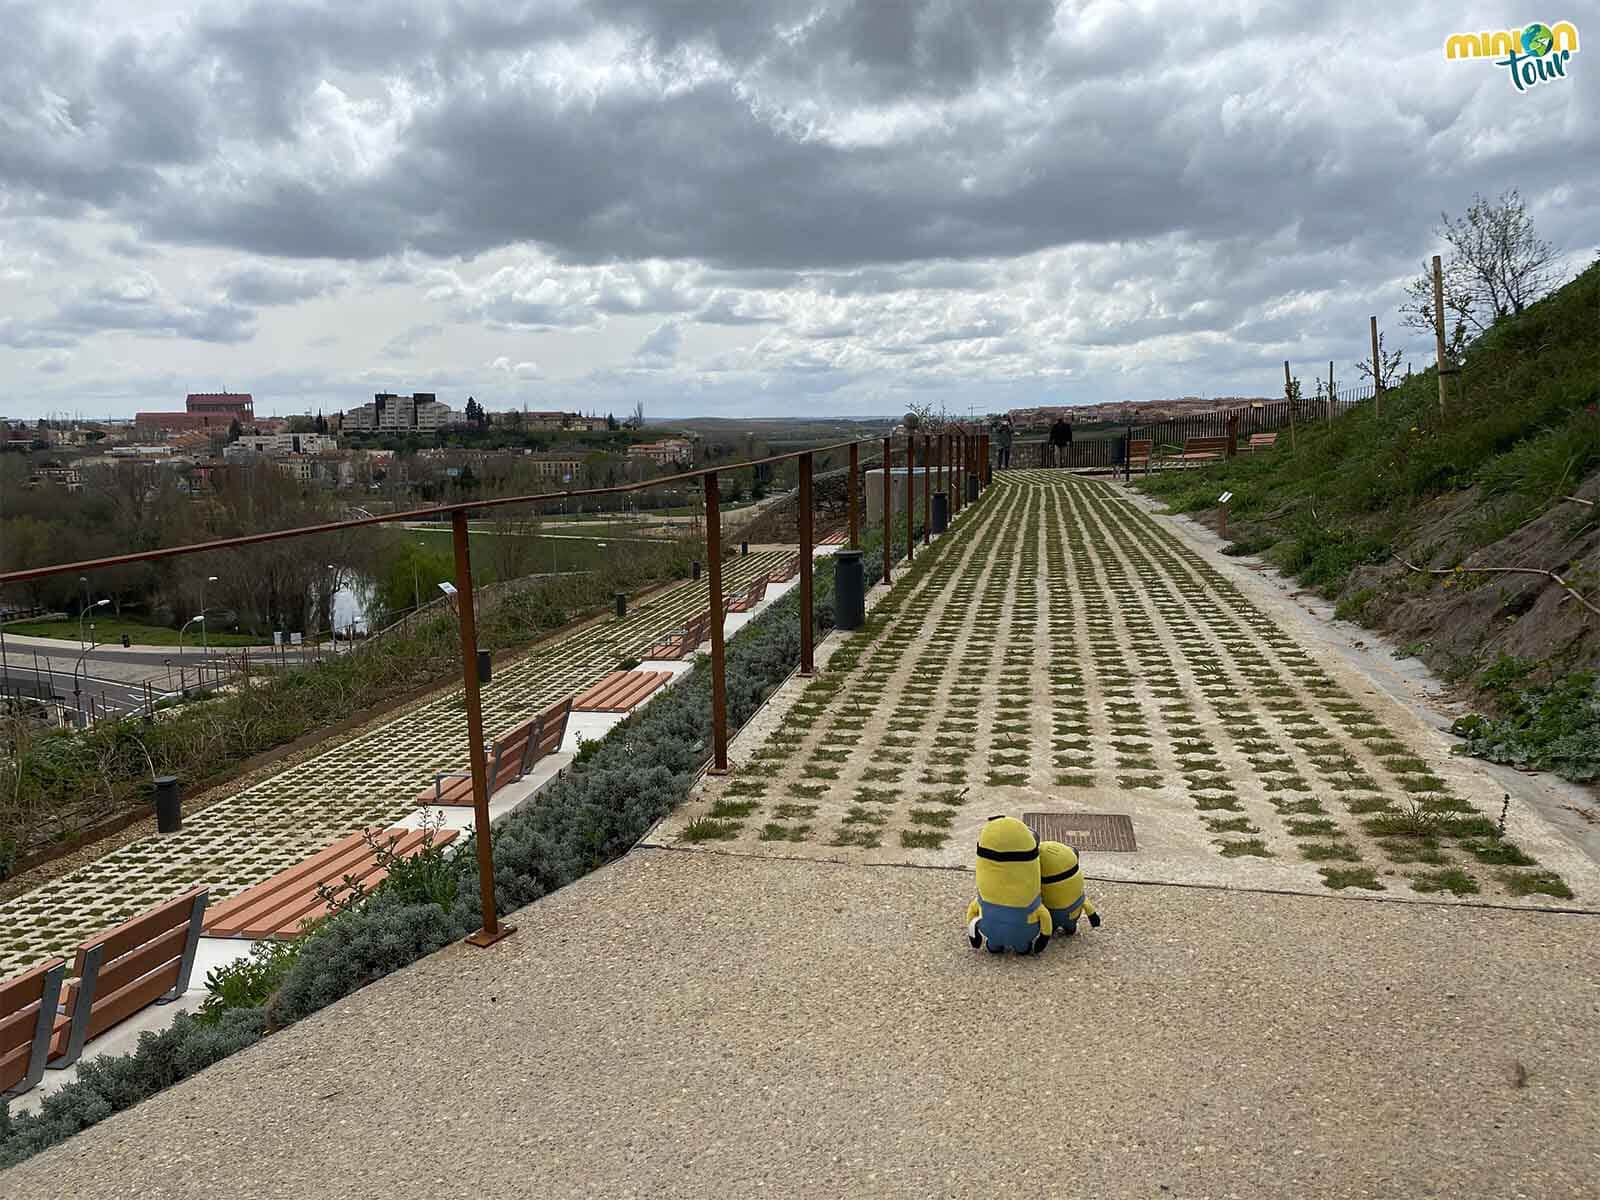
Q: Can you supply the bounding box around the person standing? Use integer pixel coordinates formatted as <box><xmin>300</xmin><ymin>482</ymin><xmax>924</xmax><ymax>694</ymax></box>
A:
<box><xmin>1048</xmin><ymin>415</ymin><xmax>1073</xmax><ymax>467</ymax></box>
<box><xmin>996</xmin><ymin>418</ymin><xmax>1014</xmax><ymax>470</ymax></box>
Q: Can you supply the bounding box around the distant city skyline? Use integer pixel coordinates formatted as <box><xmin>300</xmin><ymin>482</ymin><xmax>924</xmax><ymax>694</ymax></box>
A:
<box><xmin>2</xmin><ymin>2</ymin><xmax>1595</xmax><ymax>422</ymax></box>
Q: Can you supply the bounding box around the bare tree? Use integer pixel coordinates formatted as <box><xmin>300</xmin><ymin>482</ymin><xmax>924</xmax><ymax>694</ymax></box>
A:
<box><xmin>1403</xmin><ymin>190</ymin><xmax>1562</xmax><ymax>355</ymax></box>
<box><xmin>1355</xmin><ymin>331</ymin><xmax>1405</xmax><ymax>391</ymax></box>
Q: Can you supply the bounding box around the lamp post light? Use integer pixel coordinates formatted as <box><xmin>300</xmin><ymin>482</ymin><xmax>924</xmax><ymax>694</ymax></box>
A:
<box><xmin>201</xmin><ymin>575</ymin><xmax>219</xmax><ymax>657</ymax></box>
<box><xmin>179</xmin><ymin>614</ymin><xmax>203</xmax><ymax>659</ymax></box>
<box><xmin>78</xmin><ymin>597</ymin><xmax>109</xmax><ymax>650</ymax></box>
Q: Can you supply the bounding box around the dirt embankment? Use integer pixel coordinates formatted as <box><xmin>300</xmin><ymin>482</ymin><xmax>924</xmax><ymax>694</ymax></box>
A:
<box><xmin>1212</xmin><ymin>470</ymin><xmax>1600</xmax><ymax>688</ymax></box>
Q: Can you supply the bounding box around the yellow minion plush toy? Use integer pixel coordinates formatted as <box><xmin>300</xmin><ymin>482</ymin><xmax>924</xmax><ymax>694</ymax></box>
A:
<box><xmin>1040</xmin><ymin>840</ymin><xmax>1100</xmax><ymax>936</ymax></box>
<box><xmin>965</xmin><ymin>815</ymin><xmax>1053</xmax><ymax>955</ymax></box>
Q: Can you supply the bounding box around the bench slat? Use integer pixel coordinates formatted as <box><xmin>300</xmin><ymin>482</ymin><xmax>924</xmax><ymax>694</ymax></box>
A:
<box><xmin>71</xmin><ymin>888</ymin><xmax>206</xmax><ymax>977</ymax></box>
<box><xmin>205</xmin><ymin>828</ymin><xmax>458</xmax><ymax>939</ymax></box>
<box><xmin>86</xmin><ymin>922</ymin><xmax>190</xmax><ymax>1007</ymax></box>
<box><xmin>0</xmin><ymin>959</ymin><xmax>64</xmax><ymax>1016</ymax></box>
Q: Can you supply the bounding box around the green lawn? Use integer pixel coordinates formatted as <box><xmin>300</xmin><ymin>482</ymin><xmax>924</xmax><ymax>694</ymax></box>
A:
<box><xmin>410</xmin><ymin>529</ymin><xmax>678</xmax><ymax>575</ymax></box>
<box><xmin>4</xmin><ymin>617</ymin><xmax>271</xmax><ymax>647</ymax></box>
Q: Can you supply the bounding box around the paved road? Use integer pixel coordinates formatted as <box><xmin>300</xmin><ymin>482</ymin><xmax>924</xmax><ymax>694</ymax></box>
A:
<box><xmin>0</xmin><ymin>632</ymin><xmax>322</xmax><ymax>717</ymax></box>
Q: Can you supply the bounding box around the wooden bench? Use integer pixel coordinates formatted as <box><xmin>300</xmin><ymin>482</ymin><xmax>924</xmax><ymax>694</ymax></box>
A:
<box><xmin>817</xmin><ymin>529</ymin><xmax>847</xmax><ymax>546</ymax></box>
<box><xmin>645</xmin><ymin>610</ymin><xmax>710</xmax><ymax>661</ymax></box>
<box><xmin>767</xmin><ymin>553</ymin><xmax>802</xmax><ymax>583</ymax></box>
<box><xmin>725</xmin><ymin>575</ymin><xmax>769</xmax><ymax>614</ymax></box>
<box><xmin>48</xmin><ymin>888</ymin><xmax>208</xmax><ymax>1069</ymax></box>
<box><xmin>204</xmin><ymin>827</ymin><xmax>460</xmax><ymax>940</ymax></box>
<box><xmin>1180</xmin><ymin>435</ymin><xmax>1233</xmax><ymax>463</ymax></box>
<box><xmin>2</xmin><ymin>959</ymin><xmax>65</xmax><ymax>1098</ymax></box>
<box><xmin>414</xmin><ymin>696</ymin><xmax>574</xmax><ymax>806</ymax></box>
<box><xmin>1248</xmin><ymin>432</ymin><xmax>1278</xmax><ymax>451</ymax></box>
<box><xmin>1128</xmin><ymin>439</ymin><xmax>1152</xmax><ymax>471</ymax></box>
<box><xmin>573</xmin><ymin>670</ymin><xmax>672</xmax><ymax>713</ymax></box>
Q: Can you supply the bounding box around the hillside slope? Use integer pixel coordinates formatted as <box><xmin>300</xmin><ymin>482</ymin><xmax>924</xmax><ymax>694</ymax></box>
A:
<box><xmin>1138</xmin><ymin>261</ymin><xmax>1600</xmax><ymax>775</ymax></box>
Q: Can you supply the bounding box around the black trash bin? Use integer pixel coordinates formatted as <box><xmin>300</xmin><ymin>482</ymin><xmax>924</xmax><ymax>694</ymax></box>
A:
<box><xmin>154</xmin><ymin>775</ymin><xmax>182</xmax><ymax>834</ymax></box>
<box><xmin>692</xmin><ymin>560</ymin><xmax>702</xmax><ymax>581</ymax></box>
<box><xmin>932</xmin><ymin>491</ymin><xmax>950</xmax><ymax>534</ymax></box>
<box><xmin>833</xmin><ymin>550</ymin><xmax>866</xmax><ymax>631</ymax></box>
<box><xmin>966</xmin><ymin>474</ymin><xmax>980</xmax><ymax>503</ymax></box>
<box><xmin>477</xmin><ymin>649</ymin><xmax>492</xmax><ymax>685</ymax></box>
<box><xmin>615</xmin><ymin>592</ymin><xmax>627</xmax><ymax>619</ymax></box>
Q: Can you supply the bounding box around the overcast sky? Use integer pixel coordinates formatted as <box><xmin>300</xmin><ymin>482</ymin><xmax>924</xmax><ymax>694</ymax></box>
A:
<box><xmin>2</xmin><ymin>2</ymin><xmax>1595</xmax><ymax>421</ymax></box>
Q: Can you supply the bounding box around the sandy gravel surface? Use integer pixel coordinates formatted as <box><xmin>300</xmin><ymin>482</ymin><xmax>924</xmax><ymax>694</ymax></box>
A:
<box><xmin>9</xmin><ymin>848</ymin><xmax>1595</xmax><ymax>1200</ymax></box>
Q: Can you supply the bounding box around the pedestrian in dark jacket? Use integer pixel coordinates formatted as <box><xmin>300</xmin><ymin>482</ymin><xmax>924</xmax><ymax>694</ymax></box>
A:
<box><xmin>996</xmin><ymin>419</ymin><xmax>1014</xmax><ymax>470</ymax></box>
<box><xmin>1048</xmin><ymin>416</ymin><xmax>1073</xmax><ymax>467</ymax></box>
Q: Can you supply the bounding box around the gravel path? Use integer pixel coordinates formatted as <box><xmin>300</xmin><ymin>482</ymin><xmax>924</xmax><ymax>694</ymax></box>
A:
<box><xmin>10</xmin><ymin>848</ymin><xmax>1596</xmax><ymax>1199</ymax></box>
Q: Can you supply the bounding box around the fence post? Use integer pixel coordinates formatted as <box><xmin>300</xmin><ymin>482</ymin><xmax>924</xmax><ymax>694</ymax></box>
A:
<box><xmin>882</xmin><ymin>437</ymin><xmax>893</xmax><ymax>583</ymax></box>
<box><xmin>1226</xmin><ymin>412</ymin><xmax>1239</xmax><ymax>457</ymax></box>
<box><xmin>1370</xmin><ymin>315</ymin><xmax>1383</xmax><ymax>419</ymax></box>
<box><xmin>798</xmin><ymin>454</ymin><xmax>814</xmax><ymax>677</ymax></box>
<box><xmin>922</xmin><ymin>434</ymin><xmax>930</xmax><ymax>546</ymax></box>
<box><xmin>848</xmin><ymin>441</ymin><xmax>860</xmax><ymax>549</ymax></box>
<box><xmin>453</xmin><ymin>508</ymin><xmax>510</xmax><ymax>949</ymax></box>
<box><xmin>1432</xmin><ymin>254</ymin><xmax>1449</xmax><ymax>412</ymax></box>
<box><xmin>1284</xmin><ymin>359</ymin><xmax>1298</xmax><ymax>452</ymax></box>
<box><xmin>706</xmin><ymin>471</ymin><xmax>730</xmax><ymax>769</ymax></box>
<box><xmin>1327</xmin><ymin>360</ymin><xmax>1334</xmax><ymax>424</ymax></box>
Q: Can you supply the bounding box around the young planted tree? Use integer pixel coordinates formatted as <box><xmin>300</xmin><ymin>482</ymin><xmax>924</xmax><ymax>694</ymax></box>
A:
<box><xmin>1355</xmin><ymin>331</ymin><xmax>1405</xmax><ymax>391</ymax></box>
<box><xmin>1403</xmin><ymin>190</ymin><xmax>1563</xmax><ymax>359</ymax></box>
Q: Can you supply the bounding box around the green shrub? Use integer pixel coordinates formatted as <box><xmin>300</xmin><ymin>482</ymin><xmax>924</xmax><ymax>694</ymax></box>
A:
<box><xmin>0</xmin><ymin>1010</ymin><xmax>265</xmax><ymax>1168</ymax></box>
<box><xmin>1452</xmin><ymin>671</ymin><xmax>1600</xmax><ymax>783</ymax></box>
<box><xmin>195</xmin><ymin>938</ymin><xmax>304</xmax><ymax>1026</ymax></box>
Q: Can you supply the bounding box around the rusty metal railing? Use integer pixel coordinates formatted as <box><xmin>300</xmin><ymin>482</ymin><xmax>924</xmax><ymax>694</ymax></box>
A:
<box><xmin>0</xmin><ymin>428</ymin><xmax>991</xmax><ymax>947</ymax></box>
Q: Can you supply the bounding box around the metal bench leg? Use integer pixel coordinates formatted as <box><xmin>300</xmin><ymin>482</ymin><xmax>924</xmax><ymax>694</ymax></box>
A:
<box><xmin>49</xmin><ymin>943</ymin><xmax>103</xmax><ymax>1070</ymax></box>
<box><xmin>3</xmin><ymin>963</ymin><xmax>63</xmax><ymax>1098</ymax></box>
<box><xmin>520</xmin><ymin>717</ymin><xmax>544</xmax><ymax>777</ymax></box>
<box><xmin>161</xmin><ymin>891</ymin><xmax>208</xmax><ymax>1002</ymax></box>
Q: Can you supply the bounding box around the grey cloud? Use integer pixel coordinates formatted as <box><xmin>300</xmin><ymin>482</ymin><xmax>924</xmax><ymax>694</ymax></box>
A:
<box><xmin>635</xmin><ymin>321</ymin><xmax>682</xmax><ymax>364</ymax></box>
<box><xmin>214</xmin><ymin>261</ymin><xmax>350</xmax><ymax>306</ymax></box>
<box><xmin>0</xmin><ymin>319</ymin><xmax>74</xmax><ymax>349</ymax></box>
<box><xmin>29</xmin><ymin>272</ymin><xmax>256</xmax><ymax>344</ymax></box>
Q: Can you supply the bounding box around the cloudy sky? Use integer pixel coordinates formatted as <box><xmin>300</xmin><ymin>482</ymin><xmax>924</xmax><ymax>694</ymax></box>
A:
<box><xmin>2</xmin><ymin>2</ymin><xmax>1595</xmax><ymax>421</ymax></box>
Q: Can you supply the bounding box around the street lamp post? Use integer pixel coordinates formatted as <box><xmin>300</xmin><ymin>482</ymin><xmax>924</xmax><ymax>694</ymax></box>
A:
<box><xmin>78</xmin><ymin>576</ymin><xmax>89</xmax><ymax>649</ymax></box>
<box><xmin>201</xmin><ymin>575</ymin><xmax>219</xmax><ymax>657</ymax></box>
<box><xmin>179</xmin><ymin>614</ymin><xmax>203</xmax><ymax>659</ymax></box>
<box><xmin>78</xmin><ymin>597</ymin><xmax>109</xmax><ymax>652</ymax></box>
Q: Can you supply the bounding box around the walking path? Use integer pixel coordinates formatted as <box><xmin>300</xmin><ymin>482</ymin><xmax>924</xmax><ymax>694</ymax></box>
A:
<box><xmin>10</xmin><ymin>473</ymin><xmax>1598</xmax><ymax>1197</ymax></box>
<box><xmin>9</xmin><ymin>850</ymin><xmax>1595</xmax><ymax>1199</ymax></box>
<box><xmin>0</xmin><ymin>552</ymin><xmax>786</xmax><ymax>976</ymax></box>
<box><xmin>658</xmin><ymin>473</ymin><xmax>1600</xmax><ymax>905</ymax></box>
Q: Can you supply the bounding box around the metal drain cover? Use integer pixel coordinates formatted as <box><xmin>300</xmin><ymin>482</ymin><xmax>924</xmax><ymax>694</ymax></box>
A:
<box><xmin>1024</xmin><ymin>812</ymin><xmax>1137</xmax><ymax>852</ymax></box>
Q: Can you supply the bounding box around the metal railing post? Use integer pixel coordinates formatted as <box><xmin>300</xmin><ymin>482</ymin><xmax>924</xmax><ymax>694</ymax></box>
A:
<box><xmin>881</xmin><ymin>437</ymin><xmax>893</xmax><ymax>584</ymax></box>
<box><xmin>905</xmin><ymin>438</ymin><xmax>914</xmax><ymax>563</ymax></box>
<box><xmin>798</xmin><ymin>453</ymin><xmax>814</xmax><ymax>675</ymax></box>
<box><xmin>455</xmin><ymin>508</ymin><xmax>511</xmax><ymax>948</ymax></box>
<box><xmin>922</xmin><ymin>434</ymin><xmax>930</xmax><ymax>546</ymax></box>
<box><xmin>848</xmin><ymin>441</ymin><xmax>860</xmax><ymax>549</ymax></box>
<box><xmin>705</xmin><ymin>471</ymin><xmax>729</xmax><ymax>771</ymax></box>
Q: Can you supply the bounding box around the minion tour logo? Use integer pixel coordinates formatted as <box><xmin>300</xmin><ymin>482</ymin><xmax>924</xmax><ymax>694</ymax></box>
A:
<box><xmin>1445</xmin><ymin>21</ymin><xmax>1580</xmax><ymax>91</ymax></box>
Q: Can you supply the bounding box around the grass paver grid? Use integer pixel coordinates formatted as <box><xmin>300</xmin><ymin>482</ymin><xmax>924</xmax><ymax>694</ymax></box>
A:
<box><xmin>0</xmin><ymin>552</ymin><xmax>788</xmax><ymax>974</ymax></box>
<box><xmin>664</xmin><ymin>474</ymin><xmax>1576</xmax><ymax>904</ymax></box>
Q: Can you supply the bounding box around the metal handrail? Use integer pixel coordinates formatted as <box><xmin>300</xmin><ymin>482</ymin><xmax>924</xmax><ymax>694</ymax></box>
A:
<box><xmin>0</xmin><ymin>428</ymin><xmax>992</xmax><ymax>951</ymax></box>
